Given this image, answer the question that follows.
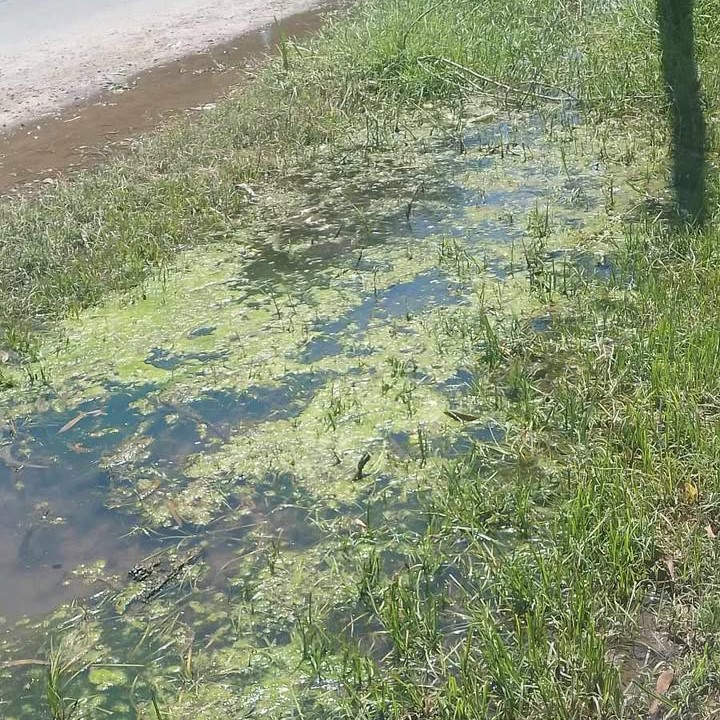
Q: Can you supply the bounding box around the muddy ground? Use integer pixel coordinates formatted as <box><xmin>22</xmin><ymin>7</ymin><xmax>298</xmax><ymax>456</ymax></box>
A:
<box><xmin>0</xmin><ymin>0</ymin><xmax>332</xmax><ymax>191</ymax></box>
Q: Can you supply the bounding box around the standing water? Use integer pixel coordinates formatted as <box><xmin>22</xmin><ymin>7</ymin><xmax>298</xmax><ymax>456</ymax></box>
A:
<box><xmin>0</xmin><ymin>108</ymin><xmax>636</xmax><ymax>716</ymax></box>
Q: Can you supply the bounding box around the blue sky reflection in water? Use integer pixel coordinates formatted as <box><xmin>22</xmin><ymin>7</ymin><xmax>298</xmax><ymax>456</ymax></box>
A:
<box><xmin>0</xmin><ymin>111</ymin><xmax>633</xmax><ymax>717</ymax></box>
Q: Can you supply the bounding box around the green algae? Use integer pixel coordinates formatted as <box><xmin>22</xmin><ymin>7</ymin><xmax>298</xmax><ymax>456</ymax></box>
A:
<box><xmin>0</xmin><ymin>107</ymin><xmax>673</xmax><ymax>719</ymax></box>
<box><xmin>88</xmin><ymin>666</ymin><xmax>128</xmax><ymax>690</ymax></box>
<box><xmin>70</xmin><ymin>560</ymin><xmax>108</xmax><ymax>584</ymax></box>
<box><xmin>0</xmin><ymin>109</ymin><xmax>652</xmax><ymax>417</ymax></box>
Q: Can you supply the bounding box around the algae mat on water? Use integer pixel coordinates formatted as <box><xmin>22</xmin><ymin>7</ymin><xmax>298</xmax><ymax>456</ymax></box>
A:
<box><xmin>0</xmin><ymin>108</ymin><xmax>661</xmax><ymax>718</ymax></box>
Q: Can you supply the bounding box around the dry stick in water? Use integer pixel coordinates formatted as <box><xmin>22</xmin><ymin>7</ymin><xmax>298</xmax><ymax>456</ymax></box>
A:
<box><xmin>0</xmin><ymin>659</ymin><xmax>49</xmax><ymax>668</ymax></box>
<box><xmin>444</xmin><ymin>410</ymin><xmax>479</xmax><ymax>422</ymax></box>
<box><xmin>58</xmin><ymin>408</ymin><xmax>103</xmax><ymax>434</ymax></box>
<box><xmin>416</xmin><ymin>55</ymin><xmax>578</xmax><ymax>103</ymax></box>
<box><xmin>354</xmin><ymin>452</ymin><xmax>371</xmax><ymax>481</ymax></box>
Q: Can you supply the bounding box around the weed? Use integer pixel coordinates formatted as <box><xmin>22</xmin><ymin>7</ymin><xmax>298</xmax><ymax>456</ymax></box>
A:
<box><xmin>46</xmin><ymin>640</ymin><xmax>80</xmax><ymax>720</ymax></box>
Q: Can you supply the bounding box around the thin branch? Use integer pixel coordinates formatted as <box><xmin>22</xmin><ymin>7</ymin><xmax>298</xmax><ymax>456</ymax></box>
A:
<box><xmin>417</xmin><ymin>55</ymin><xmax>579</xmax><ymax>103</ymax></box>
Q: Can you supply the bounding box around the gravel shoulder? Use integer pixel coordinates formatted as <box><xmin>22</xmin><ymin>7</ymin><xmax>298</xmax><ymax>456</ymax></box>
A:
<box><xmin>0</xmin><ymin>0</ymin><xmax>321</xmax><ymax>131</ymax></box>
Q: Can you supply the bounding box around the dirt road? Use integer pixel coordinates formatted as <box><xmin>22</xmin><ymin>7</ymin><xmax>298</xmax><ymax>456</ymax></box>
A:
<box><xmin>0</xmin><ymin>0</ymin><xmax>323</xmax><ymax>131</ymax></box>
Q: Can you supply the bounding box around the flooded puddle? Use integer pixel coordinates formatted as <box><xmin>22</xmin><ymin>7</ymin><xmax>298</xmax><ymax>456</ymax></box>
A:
<box><xmin>0</xmin><ymin>108</ymin><xmax>656</xmax><ymax>716</ymax></box>
<box><xmin>0</xmin><ymin>4</ymin><xmax>335</xmax><ymax>194</ymax></box>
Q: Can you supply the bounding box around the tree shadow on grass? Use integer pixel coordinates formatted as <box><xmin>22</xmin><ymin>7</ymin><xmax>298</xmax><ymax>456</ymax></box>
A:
<box><xmin>656</xmin><ymin>0</ymin><xmax>706</xmax><ymax>227</ymax></box>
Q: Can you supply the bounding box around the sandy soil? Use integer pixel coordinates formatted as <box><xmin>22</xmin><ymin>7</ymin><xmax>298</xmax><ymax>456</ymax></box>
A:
<box><xmin>0</xmin><ymin>0</ymin><xmax>322</xmax><ymax>131</ymax></box>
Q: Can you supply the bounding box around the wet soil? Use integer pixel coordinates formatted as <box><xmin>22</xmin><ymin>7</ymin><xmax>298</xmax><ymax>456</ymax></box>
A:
<box><xmin>0</xmin><ymin>4</ymin><xmax>334</xmax><ymax>194</ymax></box>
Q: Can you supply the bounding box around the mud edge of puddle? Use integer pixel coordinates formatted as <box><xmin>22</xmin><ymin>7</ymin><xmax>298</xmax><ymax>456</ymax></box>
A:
<box><xmin>0</xmin><ymin>3</ymin><xmax>338</xmax><ymax>196</ymax></box>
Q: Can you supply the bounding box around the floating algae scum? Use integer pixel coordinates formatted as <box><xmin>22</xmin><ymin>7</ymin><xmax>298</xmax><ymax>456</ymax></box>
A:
<box><xmin>0</xmin><ymin>98</ymin><xmax>670</xmax><ymax>718</ymax></box>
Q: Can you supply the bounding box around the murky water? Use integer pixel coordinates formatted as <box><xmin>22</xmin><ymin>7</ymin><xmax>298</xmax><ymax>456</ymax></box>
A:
<box><xmin>0</xmin><ymin>109</ymin><xmax>641</xmax><ymax>716</ymax></box>
<box><xmin>0</xmin><ymin>116</ymin><xmax>606</xmax><ymax>592</ymax></box>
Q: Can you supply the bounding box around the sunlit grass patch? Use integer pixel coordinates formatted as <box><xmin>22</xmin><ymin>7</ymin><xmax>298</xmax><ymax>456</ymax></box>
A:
<box><xmin>2</xmin><ymin>0</ymin><xmax>714</xmax><ymax>356</ymax></box>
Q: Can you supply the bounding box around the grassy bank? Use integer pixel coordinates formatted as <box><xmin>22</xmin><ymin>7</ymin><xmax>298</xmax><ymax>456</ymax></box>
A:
<box><xmin>2</xmin><ymin>0</ymin><xmax>720</xmax><ymax>718</ymax></box>
<box><xmin>316</xmin><ymin>226</ymin><xmax>720</xmax><ymax>718</ymax></box>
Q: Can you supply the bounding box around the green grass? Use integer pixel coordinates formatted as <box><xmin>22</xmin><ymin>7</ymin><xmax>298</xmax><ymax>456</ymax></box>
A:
<box><xmin>286</xmin><ymin>214</ymin><xmax>720</xmax><ymax>718</ymax></box>
<box><xmin>46</xmin><ymin>640</ymin><xmax>80</xmax><ymax>720</ymax></box>
<box><xmin>2</xmin><ymin>0</ymin><xmax>718</xmax><ymax>356</ymax></box>
<box><xmin>298</xmin><ymin>229</ymin><xmax>720</xmax><ymax>718</ymax></box>
<box><xmin>348</xmin><ymin>224</ymin><xmax>720</xmax><ymax>718</ymax></box>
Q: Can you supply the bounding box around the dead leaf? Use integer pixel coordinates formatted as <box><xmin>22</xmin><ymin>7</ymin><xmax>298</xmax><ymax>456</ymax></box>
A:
<box><xmin>444</xmin><ymin>410</ymin><xmax>479</xmax><ymax>423</ymax></box>
<box><xmin>165</xmin><ymin>500</ymin><xmax>185</xmax><ymax>527</ymax></box>
<box><xmin>58</xmin><ymin>412</ymin><xmax>88</xmax><ymax>434</ymax></box>
<box><xmin>649</xmin><ymin>668</ymin><xmax>675</xmax><ymax>716</ymax></box>
<box><xmin>68</xmin><ymin>442</ymin><xmax>91</xmax><ymax>454</ymax></box>
<box><xmin>664</xmin><ymin>558</ymin><xmax>676</xmax><ymax>582</ymax></box>
<box><xmin>681</xmin><ymin>480</ymin><xmax>698</xmax><ymax>504</ymax></box>
<box><xmin>35</xmin><ymin>398</ymin><xmax>50</xmax><ymax>414</ymax></box>
<box><xmin>706</xmin><ymin>524</ymin><xmax>717</xmax><ymax>539</ymax></box>
<box><xmin>58</xmin><ymin>409</ymin><xmax>102</xmax><ymax>434</ymax></box>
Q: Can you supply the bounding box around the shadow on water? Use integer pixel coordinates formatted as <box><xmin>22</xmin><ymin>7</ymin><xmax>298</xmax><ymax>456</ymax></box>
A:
<box><xmin>302</xmin><ymin>269</ymin><xmax>466</xmax><ymax>362</ymax></box>
<box><xmin>656</xmin><ymin>0</ymin><xmax>706</xmax><ymax>226</ymax></box>
<box><xmin>0</xmin><ymin>112</ymin><xmax>616</xmax><ymax>629</ymax></box>
<box><xmin>0</xmin><ymin>454</ymin><xmax>148</xmax><ymax>620</ymax></box>
<box><xmin>0</xmin><ymin>370</ymin><xmax>332</xmax><ymax>619</ymax></box>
